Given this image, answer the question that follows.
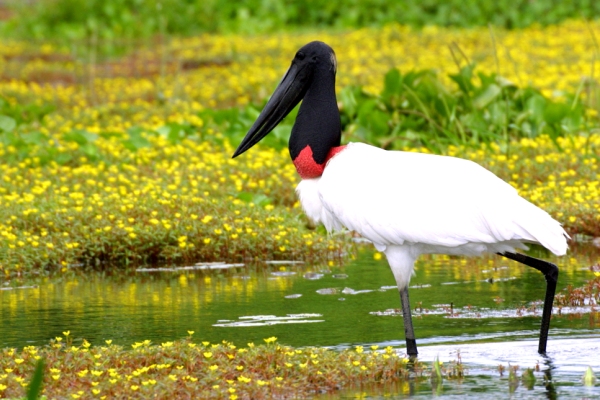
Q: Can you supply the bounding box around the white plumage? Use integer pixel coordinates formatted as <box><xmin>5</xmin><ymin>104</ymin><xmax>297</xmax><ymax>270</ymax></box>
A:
<box><xmin>297</xmin><ymin>142</ymin><xmax>569</xmax><ymax>289</ymax></box>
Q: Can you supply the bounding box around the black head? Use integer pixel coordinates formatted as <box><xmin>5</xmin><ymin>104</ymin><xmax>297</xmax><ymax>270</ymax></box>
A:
<box><xmin>232</xmin><ymin>41</ymin><xmax>337</xmax><ymax>158</ymax></box>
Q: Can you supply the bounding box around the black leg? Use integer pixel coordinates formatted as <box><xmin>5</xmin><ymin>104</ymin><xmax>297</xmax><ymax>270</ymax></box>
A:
<box><xmin>498</xmin><ymin>252</ymin><xmax>559</xmax><ymax>354</ymax></box>
<box><xmin>400</xmin><ymin>286</ymin><xmax>418</xmax><ymax>357</ymax></box>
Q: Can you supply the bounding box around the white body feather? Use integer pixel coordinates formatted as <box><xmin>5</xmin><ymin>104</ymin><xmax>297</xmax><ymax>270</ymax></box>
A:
<box><xmin>297</xmin><ymin>142</ymin><xmax>569</xmax><ymax>289</ymax></box>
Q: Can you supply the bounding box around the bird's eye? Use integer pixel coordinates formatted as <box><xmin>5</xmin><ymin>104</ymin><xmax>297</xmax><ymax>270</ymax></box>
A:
<box><xmin>296</xmin><ymin>52</ymin><xmax>305</xmax><ymax>60</ymax></box>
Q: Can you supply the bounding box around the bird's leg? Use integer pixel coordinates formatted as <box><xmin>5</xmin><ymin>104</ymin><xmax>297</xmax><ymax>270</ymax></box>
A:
<box><xmin>399</xmin><ymin>286</ymin><xmax>418</xmax><ymax>357</ymax></box>
<box><xmin>498</xmin><ymin>252</ymin><xmax>559</xmax><ymax>354</ymax></box>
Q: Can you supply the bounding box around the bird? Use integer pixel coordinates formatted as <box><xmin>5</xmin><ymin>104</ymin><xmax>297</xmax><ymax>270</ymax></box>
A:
<box><xmin>232</xmin><ymin>41</ymin><xmax>569</xmax><ymax>357</ymax></box>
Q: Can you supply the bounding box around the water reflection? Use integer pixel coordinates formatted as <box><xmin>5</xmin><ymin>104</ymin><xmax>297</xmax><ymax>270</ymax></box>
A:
<box><xmin>1</xmin><ymin>245</ymin><xmax>599</xmax><ymax>353</ymax></box>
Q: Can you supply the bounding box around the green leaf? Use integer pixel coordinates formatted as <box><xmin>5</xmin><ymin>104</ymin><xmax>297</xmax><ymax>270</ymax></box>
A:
<box><xmin>123</xmin><ymin>127</ymin><xmax>150</xmax><ymax>151</ymax></box>
<box><xmin>382</xmin><ymin>68</ymin><xmax>402</xmax><ymax>106</ymax></box>
<box><xmin>155</xmin><ymin>125</ymin><xmax>171</xmax><ymax>138</ymax></box>
<box><xmin>583</xmin><ymin>366</ymin><xmax>597</xmax><ymax>386</ymax></box>
<box><xmin>56</xmin><ymin>152</ymin><xmax>73</xmax><ymax>165</ymax></box>
<box><xmin>339</xmin><ymin>86</ymin><xmax>359</xmax><ymax>117</ymax></box>
<box><xmin>473</xmin><ymin>84</ymin><xmax>502</xmax><ymax>109</ymax></box>
<box><xmin>63</xmin><ymin>130</ymin><xmax>98</xmax><ymax>145</ymax></box>
<box><xmin>431</xmin><ymin>356</ymin><xmax>443</xmax><ymax>383</ymax></box>
<box><xmin>27</xmin><ymin>358</ymin><xmax>45</xmax><ymax>400</ymax></box>
<box><xmin>81</xmin><ymin>143</ymin><xmax>99</xmax><ymax>158</ymax></box>
<box><xmin>22</xmin><ymin>131</ymin><xmax>49</xmax><ymax>145</ymax></box>
<box><xmin>448</xmin><ymin>64</ymin><xmax>475</xmax><ymax>95</ymax></box>
<box><xmin>0</xmin><ymin>114</ymin><xmax>16</xmax><ymax>132</ymax></box>
<box><xmin>525</xmin><ymin>94</ymin><xmax>547</xmax><ymax>124</ymax></box>
<box><xmin>236</xmin><ymin>192</ymin><xmax>271</xmax><ymax>206</ymax></box>
<box><xmin>543</xmin><ymin>102</ymin><xmax>569</xmax><ymax>125</ymax></box>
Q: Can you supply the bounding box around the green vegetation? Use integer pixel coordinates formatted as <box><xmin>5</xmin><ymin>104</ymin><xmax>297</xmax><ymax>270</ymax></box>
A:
<box><xmin>340</xmin><ymin>66</ymin><xmax>591</xmax><ymax>152</ymax></box>
<box><xmin>0</xmin><ymin>336</ymin><xmax>424</xmax><ymax>399</ymax></box>
<box><xmin>1</xmin><ymin>36</ymin><xmax>600</xmax><ymax>275</ymax></box>
<box><xmin>2</xmin><ymin>0</ymin><xmax>600</xmax><ymax>53</ymax></box>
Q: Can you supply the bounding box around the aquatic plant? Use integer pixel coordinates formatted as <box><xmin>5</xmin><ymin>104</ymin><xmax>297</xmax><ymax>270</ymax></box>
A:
<box><xmin>0</xmin><ymin>335</ymin><xmax>418</xmax><ymax>399</ymax></box>
<box><xmin>1</xmin><ymin>20</ymin><xmax>600</xmax><ymax>276</ymax></box>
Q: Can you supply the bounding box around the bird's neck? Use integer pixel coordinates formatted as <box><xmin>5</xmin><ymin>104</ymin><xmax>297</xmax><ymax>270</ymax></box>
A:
<box><xmin>289</xmin><ymin>69</ymin><xmax>343</xmax><ymax>179</ymax></box>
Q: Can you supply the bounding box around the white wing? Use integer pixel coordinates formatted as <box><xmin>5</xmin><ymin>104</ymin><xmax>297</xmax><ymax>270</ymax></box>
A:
<box><xmin>313</xmin><ymin>142</ymin><xmax>568</xmax><ymax>256</ymax></box>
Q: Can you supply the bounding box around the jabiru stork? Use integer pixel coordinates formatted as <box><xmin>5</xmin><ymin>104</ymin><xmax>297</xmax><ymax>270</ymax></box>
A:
<box><xmin>232</xmin><ymin>41</ymin><xmax>569</xmax><ymax>357</ymax></box>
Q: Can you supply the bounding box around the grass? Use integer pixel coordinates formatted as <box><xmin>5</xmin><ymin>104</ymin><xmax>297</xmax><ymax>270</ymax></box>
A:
<box><xmin>0</xmin><ymin>335</ymin><xmax>422</xmax><ymax>399</ymax></box>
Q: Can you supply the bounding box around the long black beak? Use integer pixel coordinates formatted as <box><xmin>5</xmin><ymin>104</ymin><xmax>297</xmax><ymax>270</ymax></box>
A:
<box><xmin>232</xmin><ymin>62</ymin><xmax>311</xmax><ymax>158</ymax></box>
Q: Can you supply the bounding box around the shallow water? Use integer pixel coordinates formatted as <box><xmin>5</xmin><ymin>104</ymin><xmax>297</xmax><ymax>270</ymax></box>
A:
<box><xmin>316</xmin><ymin>338</ymin><xmax>600</xmax><ymax>399</ymax></box>
<box><xmin>1</xmin><ymin>244</ymin><xmax>599</xmax><ymax>396</ymax></box>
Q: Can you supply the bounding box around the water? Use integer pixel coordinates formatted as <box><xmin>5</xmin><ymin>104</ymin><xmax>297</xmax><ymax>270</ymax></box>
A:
<box><xmin>1</xmin><ymin>244</ymin><xmax>599</xmax><ymax>397</ymax></box>
<box><xmin>316</xmin><ymin>338</ymin><xmax>600</xmax><ymax>398</ymax></box>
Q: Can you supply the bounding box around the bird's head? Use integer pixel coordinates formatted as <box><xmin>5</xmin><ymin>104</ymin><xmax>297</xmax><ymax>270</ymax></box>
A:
<box><xmin>232</xmin><ymin>41</ymin><xmax>337</xmax><ymax>158</ymax></box>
